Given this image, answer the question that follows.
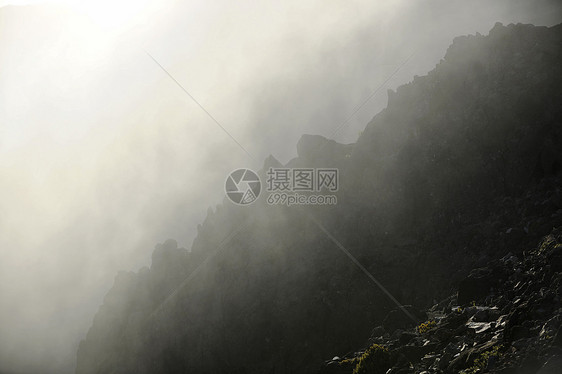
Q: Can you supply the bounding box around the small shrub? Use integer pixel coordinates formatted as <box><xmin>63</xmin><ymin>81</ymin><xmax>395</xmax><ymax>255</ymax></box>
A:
<box><xmin>352</xmin><ymin>344</ymin><xmax>390</xmax><ymax>374</ymax></box>
<box><xmin>538</xmin><ymin>234</ymin><xmax>559</xmax><ymax>253</ymax></box>
<box><xmin>461</xmin><ymin>345</ymin><xmax>503</xmax><ymax>374</ymax></box>
<box><xmin>338</xmin><ymin>358</ymin><xmax>356</xmax><ymax>365</ymax></box>
<box><xmin>416</xmin><ymin>320</ymin><xmax>437</xmax><ymax>334</ymax></box>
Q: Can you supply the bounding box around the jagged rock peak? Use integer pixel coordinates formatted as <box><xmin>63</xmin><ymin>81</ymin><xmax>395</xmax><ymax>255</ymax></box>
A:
<box><xmin>151</xmin><ymin>238</ymin><xmax>188</xmax><ymax>270</ymax></box>
<box><xmin>296</xmin><ymin>134</ymin><xmax>353</xmax><ymax>161</ymax></box>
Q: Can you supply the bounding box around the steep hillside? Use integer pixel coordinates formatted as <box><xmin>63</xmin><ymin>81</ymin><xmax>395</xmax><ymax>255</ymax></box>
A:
<box><xmin>320</xmin><ymin>228</ymin><xmax>562</xmax><ymax>374</ymax></box>
<box><xmin>76</xmin><ymin>22</ymin><xmax>562</xmax><ymax>374</ymax></box>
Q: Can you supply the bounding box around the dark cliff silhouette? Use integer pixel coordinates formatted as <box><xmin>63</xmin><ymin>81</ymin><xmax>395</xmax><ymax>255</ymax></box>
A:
<box><xmin>76</xmin><ymin>22</ymin><xmax>562</xmax><ymax>374</ymax></box>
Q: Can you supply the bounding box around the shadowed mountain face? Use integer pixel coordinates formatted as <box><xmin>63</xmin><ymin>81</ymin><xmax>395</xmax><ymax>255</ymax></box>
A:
<box><xmin>319</xmin><ymin>227</ymin><xmax>562</xmax><ymax>374</ymax></box>
<box><xmin>76</xmin><ymin>23</ymin><xmax>562</xmax><ymax>374</ymax></box>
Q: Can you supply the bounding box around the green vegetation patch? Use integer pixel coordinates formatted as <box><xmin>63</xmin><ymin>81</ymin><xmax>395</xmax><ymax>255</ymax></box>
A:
<box><xmin>352</xmin><ymin>344</ymin><xmax>390</xmax><ymax>374</ymax></box>
<box><xmin>537</xmin><ymin>234</ymin><xmax>560</xmax><ymax>253</ymax></box>
<box><xmin>416</xmin><ymin>320</ymin><xmax>437</xmax><ymax>334</ymax></box>
<box><xmin>461</xmin><ymin>345</ymin><xmax>503</xmax><ymax>374</ymax></box>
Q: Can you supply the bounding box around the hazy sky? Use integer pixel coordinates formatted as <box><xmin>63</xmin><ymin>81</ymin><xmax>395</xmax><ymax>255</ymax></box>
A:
<box><xmin>1</xmin><ymin>0</ymin><xmax>561</xmax><ymax>372</ymax></box>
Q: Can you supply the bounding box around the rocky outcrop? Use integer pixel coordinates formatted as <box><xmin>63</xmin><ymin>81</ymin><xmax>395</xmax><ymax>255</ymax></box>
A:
<box><xmin>319</xmin><ymin>228</ymin><xmax>562</xmax><ymax>373</ymax></box>
<box><xmin>295</xmin><ymin>134</ymin><xmax>353</xmax><ymax>162</ymax></box>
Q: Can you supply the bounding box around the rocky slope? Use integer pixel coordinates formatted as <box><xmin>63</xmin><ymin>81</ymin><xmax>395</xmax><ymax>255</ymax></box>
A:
<box><xmin>319</xmin><ymin>227</ymin><xmax>562</xmax><ymax>374</ymax></box>
<box><xmin>76</xmin><ymin>22</ymin><xmax>562</xmax><ymax>374</ymax></box>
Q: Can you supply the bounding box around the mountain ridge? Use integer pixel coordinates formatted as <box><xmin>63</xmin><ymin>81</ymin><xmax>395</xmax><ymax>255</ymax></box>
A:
<box><xmin>76</xmin><ymin>22</ymin><xmax>562</xmax><ymax>374</ymax></box>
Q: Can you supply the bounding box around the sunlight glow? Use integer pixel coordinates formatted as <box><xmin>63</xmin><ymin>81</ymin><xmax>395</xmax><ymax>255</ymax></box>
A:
<box><xmin>64</xmin><ymin>0</ymin><xmax>164</xmax><ymax>36</ymax></box>
<box><xmin>1</xmin><ymin>0</ymin><xmax>166</xmax><ymax>37</ymax></box>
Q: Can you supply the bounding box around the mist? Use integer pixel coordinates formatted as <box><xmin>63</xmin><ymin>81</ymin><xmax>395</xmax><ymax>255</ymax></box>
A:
<box><xmin>1</xmin><ymin>0</ymin><xmax>561</xmax><ymax>372</ymax></box>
